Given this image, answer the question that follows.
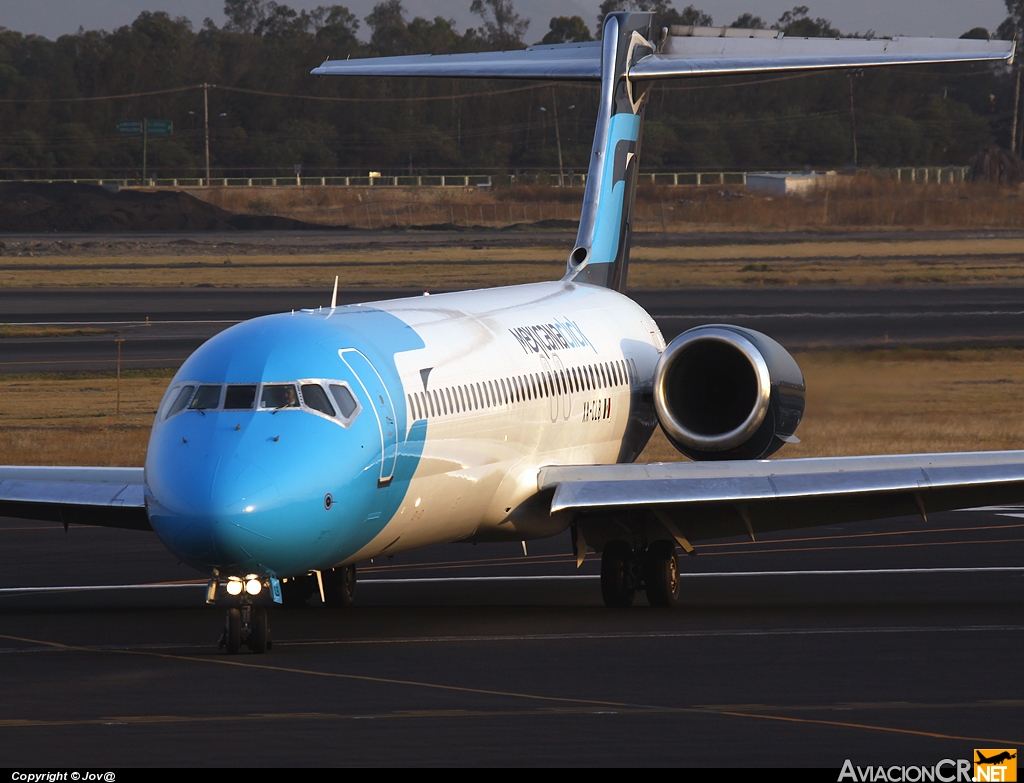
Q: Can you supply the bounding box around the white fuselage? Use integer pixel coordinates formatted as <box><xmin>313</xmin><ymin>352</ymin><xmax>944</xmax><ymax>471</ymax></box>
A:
<box><xmin>346</xmin><ymin>280</ymin><xmax>665</xmax><ymax>561</ymax></box>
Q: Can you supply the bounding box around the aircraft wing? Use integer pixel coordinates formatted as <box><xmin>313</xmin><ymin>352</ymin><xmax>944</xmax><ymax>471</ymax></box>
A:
<box><xmin>539</xmin><ymin>451</ymin><xmax>1024</xmax><ymax>544</ymax></box>
<box><xmin>0</xmin><ymin>466</ymin><xmax>150</xmax><ymax>531</ymax></box>
<box><xmin>312</xmin><ymin>32</ymin><xmax>1012</xmax><ymax>82</ymax></box>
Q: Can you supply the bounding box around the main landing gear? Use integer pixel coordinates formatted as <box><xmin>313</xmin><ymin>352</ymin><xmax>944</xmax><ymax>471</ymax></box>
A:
<box><xmin>600</xmin><ymin>540</ymin><xmax>680</xmax><ymax>608</ymax></box>
<box><xmin>220</xmin><ymin>606</ymin><xmax>271</xmax><ymax>655</ymax></box>
<box><xmin>280</xmin><ymin>564</ymin><xmax>357</xmax><ymax>608</ymax></box>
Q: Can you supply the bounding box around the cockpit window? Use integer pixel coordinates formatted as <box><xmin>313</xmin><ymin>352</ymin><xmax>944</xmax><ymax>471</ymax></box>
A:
<box><xmin>261</xmin><ymin>384</ymin><xmax>299</xmax><ymax>410</ymax></box>
<box><xmin>166</xmin><ymin>385</ymin><xmax>195</xmax><ymax>418</ymax></box>
<box><xmin>301</xmin><ymin>384</ymin><xmax>335</xmax><ymax>417</ymax></box>
<box><xmin>189</xmin><ymin>385</ymin><xmax>222</xmax><ymax>410</ymax></box>
<box><xmin>224</xmin><ymin>385</ymin><xmax>257</xmax><ymax>410</ymax></box>
<box><xmin>330</xmin><ymin>384</ymin><xmax>359</xmax><ymax>418</ymax></box>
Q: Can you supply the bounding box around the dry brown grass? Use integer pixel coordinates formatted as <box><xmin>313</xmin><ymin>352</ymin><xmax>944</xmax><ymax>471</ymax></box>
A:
<box><xmin>0</xmin><ymin>371</ymin><xmax>172</xmax><ymax>467</ymax></box>
<box><xmin>3</xmin><ymin>237</ymin><xmax>1024</xmax><ymax>289</ymax></box>
<box><xmin>0</xmin><ymin>326</ymin><xmax>119</xmax><ymax>338</ymax></box>
<box><xmin>187</xmin><ymin>177</ymin><xmax>1024</xmax><ymax>231</ymax></box>
<box><xmin>5</xmin><ymin>350</ymin><xmax>1024</xmax><ymax>467</ymax></box>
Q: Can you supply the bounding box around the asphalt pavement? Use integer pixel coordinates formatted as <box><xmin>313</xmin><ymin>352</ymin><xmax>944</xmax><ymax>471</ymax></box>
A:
<box><xmin>4</xmin><ymin>285</ymin><xmax>1024</xmax><ymax>373</ymax></box>
<box><xmin>1</xmin><ymin>508</ymin><xmax>1022</xmax><ymax>766</ymax></box>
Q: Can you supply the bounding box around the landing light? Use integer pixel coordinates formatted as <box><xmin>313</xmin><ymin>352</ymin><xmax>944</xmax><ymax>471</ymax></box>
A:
<box><xmin>245</xmin><ymin>578</ymin><xmax>263</xmax><ymax>596</ymax></box>
<box><xmin>225</xmin><ymin>579</ymin><xmax>243</xmax><ymax>596</ymax></box>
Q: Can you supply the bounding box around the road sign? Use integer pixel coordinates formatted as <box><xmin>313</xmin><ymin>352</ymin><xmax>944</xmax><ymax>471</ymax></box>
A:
<box><xmin>116</xmin><ymin>120</ymin><xmax>143</xmax><ymax>135</ymax></box>
<box><xmin>115</xmin><ymin>119</ymin><xmax>173</xmax><ymax>136</ymax></box>
<box><xmin>146</xmin><ymin>119</ymin><xmax>173</xmax><ymax>136</ymax></box>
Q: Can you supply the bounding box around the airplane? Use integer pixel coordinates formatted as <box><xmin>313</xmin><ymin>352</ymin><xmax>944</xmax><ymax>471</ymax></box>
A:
<box><xmin>977</xmin><ymin>752</ymin><xmax>1017</xmax><ymax>765</ymax></box>
<box><xmin>1</xmin><ymin>13</ymin><xmax>1021</xmax><ymax>655</ymax></box>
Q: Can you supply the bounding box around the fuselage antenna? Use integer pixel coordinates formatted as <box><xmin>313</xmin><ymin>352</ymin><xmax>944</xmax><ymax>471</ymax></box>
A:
<box><xmin>331</xmin><ymin>275</ymin><xmax>339</xmax><ymax>309</ymax></box>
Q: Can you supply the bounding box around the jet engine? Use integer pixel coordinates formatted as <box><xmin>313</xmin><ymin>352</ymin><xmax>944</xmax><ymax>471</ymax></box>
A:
<box><xmin>653</xmin><ymin>325</ymin><xmax>806</xmax><ymax>460</ymax></box>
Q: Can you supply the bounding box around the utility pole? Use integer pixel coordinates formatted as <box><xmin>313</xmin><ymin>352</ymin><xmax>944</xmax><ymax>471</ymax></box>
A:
<box><xmin>142</xmin><ymin>118</ymin><xmax>148</xmax><ymax>184</ymax></box>
<box><xmin>848</xmin><ymin>72</ymin><xmax>858</xmax><ymax>168</ymax></box>
<box><xmin>115</xmin><ymin>338</ymin><xmax>125</xmax><ymax>416</ymax></box>
<box><xmin>203</xmin><ymin>83</ymin><xmax>211</xmax><ymax>186</ymax></box>
<box><xmin>551</xmin><ymin>87</ymin><xmax>564</xmax><ymax>187</ymax></box>
<box><xmin>1011</xmin><ymin>64</ymin><xmax>1021</xmax><ymax>154</ymax></box>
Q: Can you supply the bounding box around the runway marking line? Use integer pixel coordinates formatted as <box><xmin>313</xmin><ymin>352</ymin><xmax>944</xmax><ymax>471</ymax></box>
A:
<box><xmin>2</xmin><ymin>565</ymin><xmax>1023</xmax><ymax>597</ymax></box>
<box><xmin>711</xmin><ymin>709</ymin><xmax>1023</xmax><ymax>747</ymax></box>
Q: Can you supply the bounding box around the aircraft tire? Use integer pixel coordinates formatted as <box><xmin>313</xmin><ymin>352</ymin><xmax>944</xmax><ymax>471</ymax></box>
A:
<box><xmin>643</xmin><ymin>540</ymin><xmax>680</xmax><ymax>608</ymax></box>
<box><xmin>601</xmin><ymin>540</ymin><xmax>636</xmax><ymax>608</ymax></box>
<box><xmin>323</xmin><ymin>564</ymin><xmax>356</xmax><ymax>608</ymax></box>
<box><xmin>225</xmin><ymin>608</ymin><xmax>242</xmax><ymax>655</ymax></box>
<box><xmin>249</xmin><ymin>608</ymin><xmax>269</xmax><ymax>654</ymax></box>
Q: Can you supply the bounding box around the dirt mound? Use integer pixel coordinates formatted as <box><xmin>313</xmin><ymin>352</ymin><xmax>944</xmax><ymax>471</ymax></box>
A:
<box><xmin>0</xmin><ymin>182</ymin><xmax>331</xmax><ymax>232</ymax></box>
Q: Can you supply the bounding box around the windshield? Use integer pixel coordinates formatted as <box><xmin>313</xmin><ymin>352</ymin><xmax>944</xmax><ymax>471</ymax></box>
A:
<box><xmin>260</xmin><ymin>384</ymin><xmax>299</xmax><ymax>410</ymax></box>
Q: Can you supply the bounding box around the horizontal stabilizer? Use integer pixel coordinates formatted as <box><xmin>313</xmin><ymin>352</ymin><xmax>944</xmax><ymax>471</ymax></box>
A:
<box><xmin>313</xmin><ymin>32</ymin><xmax>1012</xmax><ymax>83</ymax></box>
<box><xmin>633</xmin><ymin>34</ymin><xmax>1014</xmax><ymax>79</ymax></box>
<box><xmin>312</xmin><ymin>41</ymin><xmax>602</xmax><ymax>80</ymax></box>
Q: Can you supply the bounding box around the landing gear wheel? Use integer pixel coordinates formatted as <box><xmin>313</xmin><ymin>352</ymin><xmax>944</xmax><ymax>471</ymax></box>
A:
<box><xmin>249</xmin><ymin>607</ymin><xmax>269</xmax><ymax>654</ymax></box>
<box><xmin>323</xmin><ymin>564</ymin><xmax>356</xmax><ymax>608</ymax></box>
<box><xmin>601</xmin><ymin>540</ymin><xmax>636</xmax><ymax>608</ymax></box>
<box><xmin>643</xmin><ymin>540</ymin><xmax>680</xmax><ymax>608</ymax></box>
<box><xmin>224</xmin><ymin>608</ymin><xmax>241</xmax><ymax>655</ymax></box>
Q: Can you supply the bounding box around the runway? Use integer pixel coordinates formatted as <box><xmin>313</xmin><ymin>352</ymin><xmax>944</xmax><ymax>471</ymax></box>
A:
<box><xmin>1</xmin><ymin>508</ymin><xmax>1022</xmax><ymax>766</ymax></box>
<box><xmin>4</xmin><ymin>285</ymin><xmax>1024</xmax><ymax>373</ymax></box>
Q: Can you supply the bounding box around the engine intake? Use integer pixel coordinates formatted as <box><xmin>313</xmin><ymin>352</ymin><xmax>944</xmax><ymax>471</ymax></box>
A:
<box><xmin>653</xmin><ymin>325</ymin><xmax>805</xmax><ymax>460</ymax></box>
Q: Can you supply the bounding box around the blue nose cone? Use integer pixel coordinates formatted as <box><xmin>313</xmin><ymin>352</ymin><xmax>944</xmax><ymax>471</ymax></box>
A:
<box><xmin>143</xmin><ymin>308</ymin><xmax>427</xmax><ymax>577</ymax></box>
<box><xmin>146</xmin><ymin>420</ymin><xmax>284</xmax><ymax>572</ymax></box>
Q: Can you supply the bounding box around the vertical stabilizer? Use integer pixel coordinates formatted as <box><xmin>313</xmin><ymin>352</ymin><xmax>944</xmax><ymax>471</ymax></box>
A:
<box><xmin>564</xmin><ymin>12</ymin><xmax>656</xmax><ymax>292</ymax></box>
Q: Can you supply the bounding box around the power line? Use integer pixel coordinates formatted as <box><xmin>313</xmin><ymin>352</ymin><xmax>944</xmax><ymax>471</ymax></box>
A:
<box><xmin>0</xmin><ymin>81</ymin><xmax>560</xmax><ymax>105</ymax></box>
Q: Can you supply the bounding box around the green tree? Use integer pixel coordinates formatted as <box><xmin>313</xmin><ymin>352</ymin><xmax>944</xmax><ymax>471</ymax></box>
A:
<box><xmin>366</xmin><ymin>0</ymin><xmax>411</xmax><ymax>54</ymax></box>
<box><xmin>470</xmin><ymin>0</ymin><xmax>529</xmax><ymax>49</ymax></box>
<box><xmin>774</xmin><ymin>6</ymin><xmax>841</xmax><ymax>37</ymax></box>
<box><xmin>730</xmin><ymin>13</ymin><xmax>766</xmax><ymax>29</ymax></box>
<box><xmin>597</xmin><ymin>1</ymin><xmax>712</xmax><ymax>34</ymax></box>
<box><xmin>961</xmin><ymin>27</ymin><xmax>990</xmax><ymax>39</ymax></box>
<box><xmin>997</xmin><ymin>0</ymin><xmax>1023</xmax><ymax>40</ymax></box>
<box><xmin>540</xmin><ymin>16</ymin><xmax>593</xmax><ymax>44</ymax></box>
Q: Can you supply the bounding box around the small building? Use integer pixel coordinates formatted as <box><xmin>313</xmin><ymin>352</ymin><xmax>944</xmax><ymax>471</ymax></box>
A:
<box><xmin>746</xmin><ymin>172</ymin><xmax>835</xmax><ymax>196</ymax></box>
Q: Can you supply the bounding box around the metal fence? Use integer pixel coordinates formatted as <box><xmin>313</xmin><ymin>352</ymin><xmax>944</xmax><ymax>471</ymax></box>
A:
<box><xmin>0</xmin><ymin>167</ymin><xmax>973</xmax><ymax>189</ymax></box>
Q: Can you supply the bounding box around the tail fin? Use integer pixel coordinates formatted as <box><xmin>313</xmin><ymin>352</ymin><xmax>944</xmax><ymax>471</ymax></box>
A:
<box><xmin>313</xmin><ymin>21</ymin><xmax>1013</xmax><ymax>293</ymax></box>
<box><xmin>564</xmin><ymin>13</ymin><xmax>655</xmax><ymax>292</ymax></box>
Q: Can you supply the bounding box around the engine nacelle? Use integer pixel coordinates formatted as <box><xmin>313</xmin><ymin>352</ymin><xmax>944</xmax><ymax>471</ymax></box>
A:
<box><xmin>653</xmin><ymin>325</ymin><xmax>806</xmax><ymax>460</ymax></box>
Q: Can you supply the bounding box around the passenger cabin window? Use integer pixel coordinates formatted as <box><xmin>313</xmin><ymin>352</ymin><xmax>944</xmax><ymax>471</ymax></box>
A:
<box><xmin>329</xmin><ymin>384</ymin><xmax>359</xmax><ymax>418</ymax></box>
<box><xmin>301</xmin><ymin>384</ymin><xmax>335</xmax><ymax>417</ymax></box>
<box><xmin>189</xmin><ymin>385</ymin><xmax>222</xmax><ymax>410</ymax></box>
<box><xmin>261</xmin><ymin>384</ymin><xmax>299</xmax><ymax>410</ymax></box>
<box><xmin>166</xmin><ymin>385</ymin><xmax>195</xmax><ymax>418</ymax></box>
<box><xmin>224</xmin><ymin>385</ymin><xmax>257</xmax><ymax>410</ymax></box>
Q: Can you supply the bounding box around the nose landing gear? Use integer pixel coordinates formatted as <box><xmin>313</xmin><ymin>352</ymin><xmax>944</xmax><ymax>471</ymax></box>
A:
<box><xmin>220</xmin><ymin>606</ymin><xmax>271</xmax><ymax>655</ymax></box>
